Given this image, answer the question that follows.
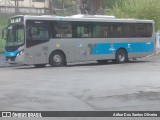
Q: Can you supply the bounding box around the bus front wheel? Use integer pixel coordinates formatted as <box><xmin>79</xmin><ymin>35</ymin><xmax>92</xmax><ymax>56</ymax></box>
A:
<box><xmin>115</xmin><ymin>49</ymin><xmax>128</xmax><ymax>64</ymax></box>
<box><xmin>49</xmin><ymin>51</ymin><xmax>66</xmax><ymax>67</ymax></box>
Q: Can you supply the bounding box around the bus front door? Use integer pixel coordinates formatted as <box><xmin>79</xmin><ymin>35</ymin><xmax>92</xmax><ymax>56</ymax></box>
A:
<box><xmin>34</xmin><ymin>46</ymin><xmax>48</xmax><ymax>64</ymax></box>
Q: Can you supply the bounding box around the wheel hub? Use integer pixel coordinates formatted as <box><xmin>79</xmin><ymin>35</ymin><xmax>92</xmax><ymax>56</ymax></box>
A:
<box><xmin>54</xmin><ymin>55</ymin><xmax>61</xmax><ymax>63</ymax></box>
<box><xmin>118</xmin><ymin>53</ymin><xmax>125</xmax><ymax>62</ymax></box>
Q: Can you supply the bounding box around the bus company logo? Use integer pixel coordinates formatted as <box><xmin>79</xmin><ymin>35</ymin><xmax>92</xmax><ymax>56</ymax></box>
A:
<box><xmin>2</xmin><ymin>112</ymin><xmax>12</xmax><ymax>117</ymax></box>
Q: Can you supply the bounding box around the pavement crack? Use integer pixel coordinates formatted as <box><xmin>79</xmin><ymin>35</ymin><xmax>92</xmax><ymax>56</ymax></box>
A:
<box><xmin>69</xmin><ymin>92</ymin><xmax>97</xmax><ymax>110</ymax></box>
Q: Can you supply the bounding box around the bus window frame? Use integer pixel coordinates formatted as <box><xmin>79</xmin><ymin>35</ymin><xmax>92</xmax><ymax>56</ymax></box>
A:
<box><xmin>26</xmin><ymin>20</ymin><xmax>51</xmax><ymax>48</ymax></box>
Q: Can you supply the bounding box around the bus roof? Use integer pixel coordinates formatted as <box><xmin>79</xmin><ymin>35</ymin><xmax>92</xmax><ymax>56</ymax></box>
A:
<box><xmin>14</xmin><ymin>15</ymin><xmax>154</xmax><ymax>23</ymax></box>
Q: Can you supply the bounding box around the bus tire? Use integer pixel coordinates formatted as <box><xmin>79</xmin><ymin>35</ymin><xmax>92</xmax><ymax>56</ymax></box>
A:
<box><xmin>115</xmin><ymin>49</ymin><xmax>128</xmax><ymax>64</ymax></box>
<box><xmin>49</xmin><ymin>51</ymin><xmax>66</xmax><ymax>67</ymax></box>
<box><xmin>34</xmin><ymin>64</ymin><xmax>46</xmax><ymax>68</ymax></box>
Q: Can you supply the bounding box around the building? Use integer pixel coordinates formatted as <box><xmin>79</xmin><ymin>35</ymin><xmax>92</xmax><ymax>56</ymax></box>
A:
<box><xmin>0</xmin><ymin>0</ymin><xmax>50</xmax><ymax>14</ymax></box>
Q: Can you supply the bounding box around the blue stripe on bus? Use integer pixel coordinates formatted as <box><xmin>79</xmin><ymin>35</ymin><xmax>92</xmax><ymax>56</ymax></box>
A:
<box><xmin>4</xmin><ymin>42</ymin><xmax>155</xmax><ymax>57</ymax></box>
<box><xmin>92</xmin><ymin>42</ymin><xmax>155</xmax><ymax>55</ymax></box>
<box><xmin>5</xmin><ymin>50</ymin><xmax>19</xmax><ymax>57</ymax></box>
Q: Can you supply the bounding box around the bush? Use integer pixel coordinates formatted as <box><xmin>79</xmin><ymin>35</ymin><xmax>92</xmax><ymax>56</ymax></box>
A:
<box><xmin>107</xmin><ymin>0</ymin><xmax>160</xmax><ymax>31</ymax></box>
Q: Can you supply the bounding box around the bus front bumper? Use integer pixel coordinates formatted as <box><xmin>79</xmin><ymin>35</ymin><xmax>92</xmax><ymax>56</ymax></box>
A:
<box><xmin>6</xmin><ymin>54</ymin><xmax>25</xmax><ymax>65</ymax></box>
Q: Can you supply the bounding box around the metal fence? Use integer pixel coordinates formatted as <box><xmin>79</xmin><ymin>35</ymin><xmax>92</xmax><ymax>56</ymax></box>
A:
<box><xmin>0</xmin><ymin>25</ymin><xmax>6</xmax><ymax>53</ymax></box>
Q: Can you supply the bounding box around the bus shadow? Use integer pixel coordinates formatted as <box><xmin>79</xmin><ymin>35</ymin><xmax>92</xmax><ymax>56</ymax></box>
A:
<box><xmin>127</xmin><ymin>60</ymin><xmax>150</xmax><ymax>63</ymax></box>
<box><xmin>67</xmin><ymin>60</ymin><xmax>150</xmax><ymax>67</ymax></box>
<box><xmin>13</xmin><ymin>60</ymin><xmax>150</xmax><ymax>69</ymax></box>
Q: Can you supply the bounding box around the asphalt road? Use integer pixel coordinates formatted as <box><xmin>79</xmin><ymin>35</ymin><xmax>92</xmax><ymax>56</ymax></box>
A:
<box><xmin>0</xmin><ymin>54</ymin><xmax>160</xmax><ymax>120</ymax></box>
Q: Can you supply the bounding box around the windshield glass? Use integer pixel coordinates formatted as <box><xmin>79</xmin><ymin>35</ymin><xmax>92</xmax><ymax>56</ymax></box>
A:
<box><xmin>6</xmin><ymin>25</ymin><xmax>25</xmax><ymax>46</ymax></box>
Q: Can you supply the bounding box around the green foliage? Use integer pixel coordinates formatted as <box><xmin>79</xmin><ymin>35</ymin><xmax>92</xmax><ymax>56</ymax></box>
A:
<box><xmin>0</xmin><ymin>40</ymin><xmax>5</xmax><ymax>54</ymax></box>
<box><xmin>0</xmin><ymin>13</ymin><xmax>9</xmax><ymax>25</ymax></box>
<box><xmin>0</xmin><ymin>14</ymin><xmax>9</xmax><ymax>53</ymax></box>
<box><xmin>56</xmin><ymin>0</ymin><xmax>74</xmax><ymax>8</ymax></box>
<box><xmin>52</xmin><ymin>0</ymin><xmax>77</xmax><ymax>15</ymax></box>
<box><xmin>105</xmin><ymin>0</ymin><xmax>122</xmax><ymax>8</ymax></box>
<box><xmin>106</xmin><ymin>0</ymin><xmax>160</xmax><ymax>31</ymax></box>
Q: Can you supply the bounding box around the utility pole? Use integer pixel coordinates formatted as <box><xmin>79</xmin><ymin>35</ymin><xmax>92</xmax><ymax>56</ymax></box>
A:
<box><xmin>29</xmin><ymin>0</ymin><xmax>32</xmax><ymax>14</ymax></box>
<box><xmin>80</xmin><ymin>0</ymin><xmax>88</xmax><ymax>14</ymax></box>
<box><xmin>15</xmin><ymin>0</ymin><xmax>17</xmax><ymax>13</ymax></box>
<box><xmin>76</xmin><ymin>0</ymin><xmax>81</xmax><ymax>14</ymax></box>
<box><xmin>15</xmin><ymin>0</ymin><xmax>19</xmax><ymax>13</ymax></box>
<box><xmin>50</xmin><ymin>0</ymin><xmax>60</xmax><ymax>15</ymax></box>
<box><xmin>62</xmin><ymin>0</ymin><xmax>66</xmax><ymax>15</ymax></box>
<box><xmin>5</xmin><ymin>0</ymin><xmax>6</xmax><ymax>13</ymax></box>
<box><xmin>49</xmin><ymin>0</ymin><xmax>53</xmax><ymax>14</ymax></box>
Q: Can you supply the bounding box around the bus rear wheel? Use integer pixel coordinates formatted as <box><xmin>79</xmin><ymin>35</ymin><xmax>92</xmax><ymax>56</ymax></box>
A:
<box><xmin>115</xmin><ymin>49</ymin><xmax>128</xmax><ymax>64</ymax></box>
<box><xmin>49</xmin><ymin>51</ymin><xmax>66</xmax><ymax>67</ymax></box>
<box><xmin>34</xmin><ymin>64</ymin><xmax>46</xmax><ymax>68</ymax></box>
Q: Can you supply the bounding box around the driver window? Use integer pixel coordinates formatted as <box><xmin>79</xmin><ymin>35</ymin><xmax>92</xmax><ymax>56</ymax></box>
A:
<box><xmin>17</xmin><ymin>26</ymin><xmax>24</xmax><ymax>42</ymax></box>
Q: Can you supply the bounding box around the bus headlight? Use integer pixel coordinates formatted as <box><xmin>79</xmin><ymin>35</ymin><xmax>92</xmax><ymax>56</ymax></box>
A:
<box><xmin>20</xmin><ymin>50</ymin><xmax>24</xmax><ymax>55</ymax></box>
<box><xmin>17</xmin><ymin>50</ymin><xmax>24</xmax><ymax>57</ymax></box>
<box><xmin>17</xmin><ymin>53</ymin><xmax>20</xmax><ymax>57</ymax></box>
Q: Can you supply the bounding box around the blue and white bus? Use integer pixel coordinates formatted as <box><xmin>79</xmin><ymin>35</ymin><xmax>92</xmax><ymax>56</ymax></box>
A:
<box><xmin>2</xmin><ymin>15</ymin><xmax>155</xmax><ymax>67</ymax></box>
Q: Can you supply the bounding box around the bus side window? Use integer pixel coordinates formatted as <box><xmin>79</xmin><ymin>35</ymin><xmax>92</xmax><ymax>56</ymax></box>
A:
<box><xmin>102</xmin><ymin>26</ymin><xmax>110</xmax><ymax>38</ymax></box>
<box><xmin>55</xmin><ymin>22</ymin><xmax>72</xmax><ymax>38</ymax></box>
<box><xmin>27</xmin><ymin>22</ymin><xmax>50</xmax><ymax>41</ymax></box>
<box><xmin>135</xmin><ymin>24</ymin><xmax>147</xmax><ymax>37</ymax></box>
<box><xmin>146</xmin><ymin>23</ymin><xmax>153</xmax><ymax>37</ymax></box>
<box><xmin>123</xmin><ymin>23</ymin><xmax>135</xmax><ymax>37</ymax></box>
<box><xmin>93</xmin><ymin>24</ymin><xmax>103</xmax><ymax>38</ymax></box>
<box><xmin>30</xmin><ymin>26</ymin><xmax>49</xmax><ymax>40</ymax></box>
<box><xmin>74</xmin><ymin>23</ymin><xmax>92</xmax><ymax>38</ymax></box>
<box><xmin>110</xmin><ymin>24</ymin><xmax>123</xmax><ymax>38</ymax></box>
<box><xmin>26</xmin><ymin>21</ymin><xmax>51</xmax><ymax>48</ymax></box>
<box><xmin>77</xmin><ymin>26</ymin><xmax>84</xmax><ymax>37</ymax></box>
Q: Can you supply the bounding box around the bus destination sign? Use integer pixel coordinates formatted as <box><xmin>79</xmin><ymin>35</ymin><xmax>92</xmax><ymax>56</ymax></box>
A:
<box><xmin>10</xmin><ymin>17</ymin><xmax>23</xmax><ymax>24</ymax></box>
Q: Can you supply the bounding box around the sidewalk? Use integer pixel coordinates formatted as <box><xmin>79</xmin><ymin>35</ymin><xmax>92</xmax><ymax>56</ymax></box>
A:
<box><xmin>156</xmin><ymin>47</ymin><xmax>160</xmax><ymax>53</ymax></box>
<box><xmin>0</xmin><ymin>54</ymin><xmax>11</xmax><ymax>68</ymax></box>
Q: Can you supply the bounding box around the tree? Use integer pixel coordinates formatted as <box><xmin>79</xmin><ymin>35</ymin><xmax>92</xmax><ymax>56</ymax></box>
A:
<box><xmin>80</xmin><ymin>0</ymin><xmax>106</xmax><ymax>15</ymax></box>
<box><xmin>50</xmin><ymin>0</ymin><xmax>76</xmax><ymax>15</ymax></box>
<box><xmin>107</xmin><ymin>0</ymin><xmax>160</xmax><ymax>31</ymax></box>
<box><xmin>105</xmin><ymin>0</ymin><xmax>121</xmax><ymax>8</ymax></box>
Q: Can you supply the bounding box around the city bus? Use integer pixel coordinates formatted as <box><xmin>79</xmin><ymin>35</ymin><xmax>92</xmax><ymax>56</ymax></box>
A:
<box><xmin>2</xmin><ymin>15</ymin><xmax>155</xmax><ymax>67</ymax></box>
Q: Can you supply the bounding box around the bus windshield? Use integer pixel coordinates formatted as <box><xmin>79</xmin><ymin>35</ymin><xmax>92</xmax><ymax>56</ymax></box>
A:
<box><xmin>6</xmin><ymin>24</ymin><xmax>25</xmax><ymax>46</ymax></box>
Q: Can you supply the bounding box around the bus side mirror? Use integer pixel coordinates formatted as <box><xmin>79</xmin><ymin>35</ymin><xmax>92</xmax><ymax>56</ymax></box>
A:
<box><xmin>2</xmin><ymin>28</ymin><xmax>7</xmax><ymax>40</ymax></box>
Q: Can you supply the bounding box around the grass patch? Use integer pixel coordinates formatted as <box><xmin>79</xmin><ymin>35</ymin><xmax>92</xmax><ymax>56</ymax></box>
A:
<box><xmin>0</xmin><ymin>13</ymin><xmax>10</xmax><ymax>53</ymax></box>
<box><xmin>0</xmin><ymin>40</ymin><xmax>5</xmax><ymax>54</ymax></box>
<box><xmin>0</xmin><ymin>13</ymin><xmax>10</xmax><ymax>25</ymax></box>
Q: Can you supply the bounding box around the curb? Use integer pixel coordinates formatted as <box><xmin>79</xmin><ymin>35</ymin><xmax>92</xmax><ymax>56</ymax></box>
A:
<box><xmin>0</xmin><ymin>54</ymin><xmax>11</xmax><ymax>68</ymax></box>
<box><xmin>144</xmin><ymin>49</ymin><xmax>160</xmax><ymax>58</ymax></box>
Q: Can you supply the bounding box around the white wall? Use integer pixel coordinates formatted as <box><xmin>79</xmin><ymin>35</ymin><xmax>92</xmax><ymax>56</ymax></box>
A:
<box><xmin>0</xmin><ymin>0</ymin><xmax>49</xmax><ymax>9</ymax></box>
